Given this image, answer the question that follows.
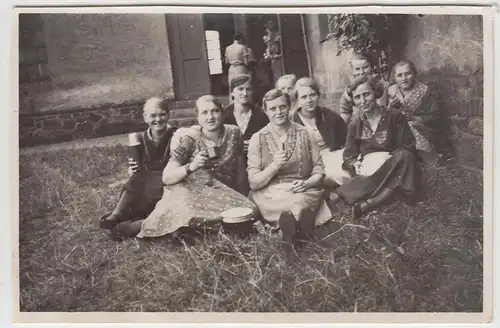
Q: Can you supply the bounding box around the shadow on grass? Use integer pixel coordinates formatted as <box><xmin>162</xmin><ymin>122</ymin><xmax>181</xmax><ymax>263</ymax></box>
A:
<box><xmin>18</xmin><ymin>145</ymin><xmax>483</xmax><ymax>312</ymax></box>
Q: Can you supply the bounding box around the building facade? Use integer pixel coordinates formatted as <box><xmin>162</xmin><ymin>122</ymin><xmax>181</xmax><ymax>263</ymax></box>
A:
<box><xmin>19</xmin><ymin>13</ymin><xmax>483</xmax><ymax>147</ymax></box>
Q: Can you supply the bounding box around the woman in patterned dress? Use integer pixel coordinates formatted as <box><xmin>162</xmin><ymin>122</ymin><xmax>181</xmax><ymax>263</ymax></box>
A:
<box><xmin>111</xmin><ymin>95</ymin><xmax>256</xmax><ymax>240</ymax></box>
<box><xmin>247</xmin><ymin>89</ymin><xmax>332</xmax><ymax>260</ymax></box>
<box><xmin>290</xmin><ymin>77</ymin><xmax>350</xmax><ymax>188</ymax></box>
<box><xmin>328</xmin><ymin>75</ymin><xmax>421</xmax><ymax>220</ymax></box>
<box><xmin>387</xmin><ymin>60</ymin><xmax>441</xmax><ymax>156</ymax></box>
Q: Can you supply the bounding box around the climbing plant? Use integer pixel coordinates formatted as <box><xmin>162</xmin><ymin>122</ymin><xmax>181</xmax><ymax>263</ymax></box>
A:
<box><xmin>325</xmin><ymin>14</ymin><xmax>402</xmax><ymax>80</ymax></box>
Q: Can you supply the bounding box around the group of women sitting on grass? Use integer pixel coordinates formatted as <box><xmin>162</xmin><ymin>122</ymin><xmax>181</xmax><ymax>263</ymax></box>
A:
<box><xmin>99</xmin><ymin>53</ymin><xmax>444</xmax><ymax>262</ymax></box>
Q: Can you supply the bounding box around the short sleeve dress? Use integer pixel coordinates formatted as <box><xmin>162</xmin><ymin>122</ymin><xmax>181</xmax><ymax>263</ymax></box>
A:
<box><xmin>247</xmin><ymin>122</ymin><xmax>332</xmax><ymax>227</ymax></box>
<box><xmin>137</xmin><ymin>125</ymin><xmax>257</xmax><ymax>238</ymax></box>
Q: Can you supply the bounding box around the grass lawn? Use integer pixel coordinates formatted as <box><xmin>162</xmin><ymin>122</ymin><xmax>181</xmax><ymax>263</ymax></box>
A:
<box><xmin>19</xmin><ymin>144</ymin><xmax>483</xmax><ymax>312</ymax></box>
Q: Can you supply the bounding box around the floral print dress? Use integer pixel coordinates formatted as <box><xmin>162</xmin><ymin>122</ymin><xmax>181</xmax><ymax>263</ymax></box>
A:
<box><xmin>136</xmin><ymin>125</ymin><xmax>256</xmax><ymax>238</ymax></box>
<box><xmin>388</xmin><ymin>82</ymin><xmax>441</xmax><ymax>153</ymax></box>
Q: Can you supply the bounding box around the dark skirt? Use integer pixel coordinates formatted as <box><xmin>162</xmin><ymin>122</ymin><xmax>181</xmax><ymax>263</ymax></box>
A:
<box><xmin>336</xmin><ymin>149</ymin><xmax>420</xmax><ymax>205</ymax></box>
<box><xmin>121</xmin><ymin>170</ymin><xmax>164</xmax><ymax>220</ymax></box>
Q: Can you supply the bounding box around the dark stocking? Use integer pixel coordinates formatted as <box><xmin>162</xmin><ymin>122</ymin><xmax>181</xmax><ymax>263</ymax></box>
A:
<box><xmin>296</xmin><ymin>208</ymin><xmax>315</xmax><ymax>246</ymax></box>
<box><xmin>112</xmin><ymin>190</ymin><xmax>138</xmax><ymax>219</ymax></box>
<box><xmin>278</xmin><ymin>211</ymin><xmax>298</xmax><ymax>263</ymax></box>
<box><xmin>100</xmin><ymin>190</ymin><xmax>142</xmax><ymax>229</ymax></box>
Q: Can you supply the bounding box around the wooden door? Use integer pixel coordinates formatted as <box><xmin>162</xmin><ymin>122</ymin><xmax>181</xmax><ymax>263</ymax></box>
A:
<box><xmin>166</xmin><ymin>14</ymin><xmax>211</xmax><ymax>100</ymax></box>
<box><xmin>278</xmin><ymin>14</ymin><xmax>310</xmax><ymax>79</ymax></box>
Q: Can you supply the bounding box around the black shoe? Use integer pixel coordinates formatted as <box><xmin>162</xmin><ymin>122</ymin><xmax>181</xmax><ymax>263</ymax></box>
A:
<box><xmin>109</xmin><ymin>220</ymin><xmax>140</xmax><ymax>241</ymax></box>
<box><xmin>351</xmin><ymin>203</ymin><xmax>363</xmax><ymax>220</ymax></box>
<box><xmin>100</xmin><ymin>213</ymin><xmax>120</xmax><ymax>230</ymax></box>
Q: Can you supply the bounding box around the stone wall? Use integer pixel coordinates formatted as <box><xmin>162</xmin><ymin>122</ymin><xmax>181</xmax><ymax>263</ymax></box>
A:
<box><xmin>403</xmin><ymin>15</ymin><xmax>483</xmax><ymax>118</ymax></box>
<box><xmin>19</xmin><ymin>101</ymin><xmax>198</xmax><ymax>148</ymax></box>
<box><xmin>20</xmin><ymin>14</ymin><xmax>175</xmax><ymax>113</ymax></box>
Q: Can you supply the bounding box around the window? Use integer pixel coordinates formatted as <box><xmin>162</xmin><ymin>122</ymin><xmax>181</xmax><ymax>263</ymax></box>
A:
<box><xmin>205</xmin><ymin>30</ymin><xmax>223</xmax><ymax>75</ymax></box>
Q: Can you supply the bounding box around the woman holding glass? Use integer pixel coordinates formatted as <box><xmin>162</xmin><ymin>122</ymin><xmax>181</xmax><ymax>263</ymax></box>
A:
<box><xmin>247</xmin><ymin>89</ymin><xmax>332</xmax><ymax>261</ymax></box>
<box><xmin>110</xmin><ymin>95</ymin><xmax>256</xmax><ymax>240</ymax></box>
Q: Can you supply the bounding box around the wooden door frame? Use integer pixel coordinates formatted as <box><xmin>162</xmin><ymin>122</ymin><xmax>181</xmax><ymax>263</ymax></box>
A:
<box><xmin>166</xmin><ymin>13</ymin><xmax>211</xmax><ymax>101</ymax></box>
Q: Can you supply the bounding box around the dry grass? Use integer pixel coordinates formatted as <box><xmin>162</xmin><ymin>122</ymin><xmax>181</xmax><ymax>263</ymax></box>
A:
<box><xmin>19</xmin><ymin>145</ymin><xmax>483</xmax><ymax>312</ymax></box>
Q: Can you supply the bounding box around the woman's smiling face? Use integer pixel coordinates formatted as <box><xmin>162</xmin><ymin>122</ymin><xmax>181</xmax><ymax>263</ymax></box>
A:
<box><xmin>143</xmin><ymin>106</ymin><xmax>169</xmax><ymax>133</ymax></box>
<box><xmin>264</xmin><ymin>95</ymin><xmax>290</xmax><ymax>127</ymax></box>
<box><xmin>351</xmin><ymin>59</ymin><xmax>373</xmax><ymax>77</ymax></box>
<box><xmin>352</xmin><ymin>82</ymin><xmax>376</xmax><ymax>113</ymax></box>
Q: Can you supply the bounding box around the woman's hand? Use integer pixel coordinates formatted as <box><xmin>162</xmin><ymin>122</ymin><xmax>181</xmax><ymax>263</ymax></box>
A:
<box><xmin>128</xmin><ymin>158</ymin><xmax>139</xmax><ymax>176</ymax></box>
<box><xmin>413</xmin><ymin>116</ymin><xmax>424</xmax><ymax>124</ymax></box>
<box><xmin>272</xmin><ymin>150</ymin><xmax>287</xmax><ymax>169</ymax></box>
<box><xmin>243</xmin><ymin>140</ymin><xmax>250</xmax><ymax>153</ymax></box>
<box><xmin>389</xmin><ymin>97</ymin><xmax>402</xmax><ymax>109</ymax></box>
<box><xmin>291</xmin><ymin>179</ymin><xmax>308</xmax><ymax>193</ymax></box>
<box><xmin>188</xmin><ymin>150</ymin><xmax>208</xmax><ymax>172</ymax></box>
<box><xmin>353</xmin><ymin>160</ymin><xmax>362</xmax><ymax>175</ymax></box>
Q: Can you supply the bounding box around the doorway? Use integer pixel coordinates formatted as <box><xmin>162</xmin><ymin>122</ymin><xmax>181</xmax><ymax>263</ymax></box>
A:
<box><xmin>203</xmin><ymin>14</ymin><xmax>235</xmax><ymax>96</ymax></box>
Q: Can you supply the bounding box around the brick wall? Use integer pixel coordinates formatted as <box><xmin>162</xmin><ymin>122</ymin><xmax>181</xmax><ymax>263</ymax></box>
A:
<box><xmin>19</xmin><ymin>101</ymin><xmax>198</xmax><ymax>148</ymax></box>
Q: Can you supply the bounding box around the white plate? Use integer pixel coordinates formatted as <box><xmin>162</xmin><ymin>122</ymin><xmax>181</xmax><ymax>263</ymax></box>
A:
<box><xmin>221</xmin><ymin>207</ymin><xmax>253</xmax><ymax>219</ymax></box>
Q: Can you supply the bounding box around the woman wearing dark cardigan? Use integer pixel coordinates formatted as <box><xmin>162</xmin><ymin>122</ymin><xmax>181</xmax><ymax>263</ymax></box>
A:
<box><xmin>223</xmin><ymin>74</ymin><xmax>269</xmax><ymax>157</ymax></box>
<box><xmin>290</xmin><ymin>77</ymin><xmax>349</xmax><ymax>188</ymax></box>
<box><xmin>99</xmin><ymin>97</ymin><xmax>177</xmax><ymax>233</ymax></box>
<box><xmin>328</xmin><ymin>74</ymin><xmax>421</xmax><ymax>220</ymax></box>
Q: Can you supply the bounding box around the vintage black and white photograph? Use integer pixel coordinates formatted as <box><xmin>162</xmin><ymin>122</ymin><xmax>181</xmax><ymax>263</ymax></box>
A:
<box><xmin>15</xmin><ymin>5</ymin><xmax>491</xmax><ymax>322</ymax></box>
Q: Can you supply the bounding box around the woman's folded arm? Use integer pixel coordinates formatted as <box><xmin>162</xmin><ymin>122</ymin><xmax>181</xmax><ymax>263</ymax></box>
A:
<box><xmin>246</xmin><ymin>133</ymin><xmax>279</xmax><ymax>191</ymax></box>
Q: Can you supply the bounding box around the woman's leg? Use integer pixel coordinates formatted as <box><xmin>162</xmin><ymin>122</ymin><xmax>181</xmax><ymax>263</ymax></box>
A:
<box><xmin>326</xmin><ymin>191</ymin><xmax>342</xmax><ymax>212</ymax></box>
<box><xmin>352</xmin><ymin>187</ymin><xmax>395</xmax><ymax>220</ymax></box>
<box><xmin>296</xmin><ymin>208</ymin><xmax>315</xmax><ymax>246</ymax></box>
<box><xmin>278</xmin><ymin>211</ymin><xmax>298</xmax><ymax>263</ymax></box>
<box><xmin>100</xmin><ymin>190</ymin><xmax>138</xmax><ymax>229</ymax></box>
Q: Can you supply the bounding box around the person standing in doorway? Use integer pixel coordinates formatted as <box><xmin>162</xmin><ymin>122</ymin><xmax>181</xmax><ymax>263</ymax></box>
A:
<box><xmin>224</xmin><ymin>32</ymin><xmax>256</xmax><ymax>99</ymax></box>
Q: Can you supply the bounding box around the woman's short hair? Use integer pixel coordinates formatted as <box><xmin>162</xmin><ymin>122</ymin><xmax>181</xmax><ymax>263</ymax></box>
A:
<box><xmin>349</xmin><ymin>51</ymin><xmax>375</xmax><ymax>68</ymax></box>
<box><xmin>230</xmin><ymin>74</ymin><xmax>252</xmax><ymax>92</ymax></box>
<box><xmin>288</xmin><ymin>77</ymin><xmax>321</xmax><ymax>119</ymax></box>
<box><xmin>275</xmin><ymin>74</ymin><xmax>298</xmax><ymax>89</ymax></box>
<box><xmin>391</xmin><ymin>60</ymin><xmax>418</xmax><ymax>80</ymax></box>
<box><xmin>195</xmin><ymin>95</ymin><xmax>223</xmax><ymax>114</ymax></box>
<box><xmin>347</xmin><ymin>74</ymin><xmax>384</xmax><ymax>99</ymax></box>
<box><xmin>262</xmin><ymin>89</ymin><xmax>291</xmax><ymax>111</ymax></box>
<box><xmin>143</xmin><ymin>97</ymin><xmax>170</xmax><ymax>114</ymax></box>
<box><xmin>293</xmin><ymin>77</ymin><xmax>321</xmax><ymax>97</ymax></box>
